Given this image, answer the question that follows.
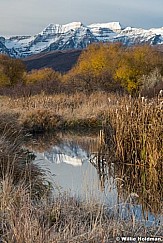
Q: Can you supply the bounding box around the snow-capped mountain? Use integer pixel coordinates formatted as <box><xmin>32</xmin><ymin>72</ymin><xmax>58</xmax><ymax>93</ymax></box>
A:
<box><xmin>39</xmin><ymin>141</ymin><xmax>89</xmax><ymax>167</ymax></box>
<box><xmin>0</xmin><ymin>21</ymin><xmax>163</xmax><ymax>57</ymax></box>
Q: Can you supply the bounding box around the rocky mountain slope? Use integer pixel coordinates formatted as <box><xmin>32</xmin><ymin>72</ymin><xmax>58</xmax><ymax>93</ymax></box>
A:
<box><xmin>0</xmin><ymin>21</ymin><xmax>163</xmax><ymax>58</ymax></box>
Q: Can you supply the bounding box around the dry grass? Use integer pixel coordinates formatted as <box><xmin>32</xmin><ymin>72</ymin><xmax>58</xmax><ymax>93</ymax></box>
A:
<box><xmin>0</xmin><ymin>92</ymin><xmax>109</xmax><ymax>132</ymax></box>
<box><xmin>0</xmin><ymin>115</ymin><xmax>50</xmax><ymax>200</ymax></box>
<box><xmin>104</xmin><ymin>95</ymin><xmax>163</xmax><ymax>167</ymax></box>
<box><xmin>0</xmin><ymin>184</ymin><xmax>162</xmax><ymax>243</ymax></box>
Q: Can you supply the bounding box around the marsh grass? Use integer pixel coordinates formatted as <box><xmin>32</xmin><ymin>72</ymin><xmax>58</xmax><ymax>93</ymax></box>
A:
<box><xmin>22</xmin><ymin>109</ymin><xmax>63</xmax><ymax>133</ymax></box>
<box><xmin>104</xmin><ymin>96</ymin><xmax>163</xmax><ymax>167</ymax></box>
<box><xmin>0</xmin><ymin>114</ymin><xmax>51</xmax><ymax>200</ymax></box>
<box><xmin>0</xmin><ymin>101</ymin><xmax>162</xmax><ymax>242</ymax></box>
<box><xmin>1</xmin><ymin>92</ymin><xmax>109</xmax><ymax>132</ymax></box>
<box><xmin>0</xmin><ymin>187</ymin><xmax>162</xmax><ymax>243</ymax></box>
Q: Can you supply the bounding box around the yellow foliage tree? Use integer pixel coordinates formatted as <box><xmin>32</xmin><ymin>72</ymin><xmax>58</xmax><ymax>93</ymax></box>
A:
<box><xmin>64</xmin><ymin>43</ymin><xmax>123</xmax><ymax>91</ymax></box>
<box><xmin>25</xmin><ymin>68</ymin><xmax>61</xmax><ymax>84</ymax></box>
<box><xmin>0</xmin><ymin>54</ymin><xmax>26</xmax><ymax>86</ymax></box>
<box><xmin>0</xmin><ymin>68</ymin><xmax>10</xmax><ymax>87</ymax></box>
<box><xmin>114</xmin><ymin>45</ymin><xmax>163</xmax><ymax>93</ymax></box>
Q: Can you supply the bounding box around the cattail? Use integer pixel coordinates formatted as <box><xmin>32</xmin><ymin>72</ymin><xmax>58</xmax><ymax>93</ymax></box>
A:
<box><xmin>158</xmin><ymin>89</ymin><xmax>163</xmax><ymax>98</ymax></box>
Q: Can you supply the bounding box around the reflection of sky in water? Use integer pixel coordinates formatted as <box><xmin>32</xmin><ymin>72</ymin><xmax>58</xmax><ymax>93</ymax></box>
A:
<box><xmin>34</xmin><ymin>141</ymin><xmax>162</xmax><ymax>226</ymax></box>
<box><xmin>35</xmin><ymin>144</ymin><xmax>118</xmax><ymax>206</ymax></box>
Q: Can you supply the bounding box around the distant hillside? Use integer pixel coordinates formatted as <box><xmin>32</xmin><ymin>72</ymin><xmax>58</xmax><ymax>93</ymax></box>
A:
<box><xmin>23</xmin><ymin>49</ymin><xmax>82</xmax><ymax>73</ymax></box>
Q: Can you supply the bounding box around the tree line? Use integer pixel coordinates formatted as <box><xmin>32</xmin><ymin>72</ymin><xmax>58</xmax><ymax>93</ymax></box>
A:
<box><xmin>64</xmin><ymin>43</ymin><xmax>163</xmax><ymax>95</ymax></box>
<box><xmin>0</xmin><ymin>43</ymin><xmax>163</xmax><ymax>96</ymax></box>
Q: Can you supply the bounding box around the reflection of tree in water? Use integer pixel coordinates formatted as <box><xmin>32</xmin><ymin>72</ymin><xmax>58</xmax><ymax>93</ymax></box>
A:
<box><xmin>27</xmin><ymin>130</ymin><xmax>99</xmax><ymax>153</ymax></box>
<box><xmin>114</xmin><ymin>162</ymin><xmax>163</xmax><ymax>216</ymax></box>
<box><xmin>90</xmin><ymin>134</ymin><xmax>163</xmax><ymax>216</ymax></box>
<box><xmin>26</xmin><ymin>132</ymin><xmax>59</xmax><ymax>152</ymax></box>
<box><xmin>90</xmin><ymin>129</ymin><xmax>113</xmax><ymax>191</ymax></box>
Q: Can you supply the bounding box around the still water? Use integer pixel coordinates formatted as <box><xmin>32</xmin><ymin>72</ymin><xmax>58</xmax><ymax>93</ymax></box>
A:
<box><xmin>29</xmin><ymin>131</ymin><xmax>163</xmax><ymax>226</ymax></box>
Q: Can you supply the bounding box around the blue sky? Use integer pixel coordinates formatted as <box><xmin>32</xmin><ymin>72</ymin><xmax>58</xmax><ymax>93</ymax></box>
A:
<box><xmin>0</xmin><ymin>0</ymin><xmax>163</xmax><ymax>35</ymax></box>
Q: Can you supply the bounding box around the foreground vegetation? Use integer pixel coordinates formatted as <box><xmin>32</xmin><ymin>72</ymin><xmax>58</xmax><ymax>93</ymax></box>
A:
<box><xmin>1</xmin><ymin>189</ymin><xmax>162</xmax><ymax>242</ymax></box>
<box><xmin>0</xmin><ymin>124</ymin><xmax>162</xmax><ymax>242</ymax></box>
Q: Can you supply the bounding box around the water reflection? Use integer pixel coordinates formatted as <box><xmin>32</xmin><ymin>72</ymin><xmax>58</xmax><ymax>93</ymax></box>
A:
<box><xmin>44</xmin><ymin>142</ymin><xmax>89</xmax><ymax>166</ymax></box>
<box><xmin>27</xmin><ymin>130</ymin><xmax>163</xmax><ymax>225</ymax></box>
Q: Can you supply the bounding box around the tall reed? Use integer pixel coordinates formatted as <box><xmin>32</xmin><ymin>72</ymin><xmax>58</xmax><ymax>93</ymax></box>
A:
<box><xmin>104</xmin><ymin>96</ymin><xmax>163</xmax><ymax>167</ymax></box>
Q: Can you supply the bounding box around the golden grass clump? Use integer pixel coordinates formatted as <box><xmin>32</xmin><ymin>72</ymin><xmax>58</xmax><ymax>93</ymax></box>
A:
<box><xmin>0</xmin><ymin>92</ymin><xmax>110</xmax><ymax>132</ymax></box>
<box><xmin>20</xmin><ymin>109</ymin><xmax>63</xmax><ymax>133</ymax></box>
<box><xmin>105</xmin><ymin>96</ymin><xmax>163</xmax><ymax>167</ymax></box>
<box><xmin>64</xmin><ymin>117</ymin><xmax>102</xmax><ymax>130</ymax></box>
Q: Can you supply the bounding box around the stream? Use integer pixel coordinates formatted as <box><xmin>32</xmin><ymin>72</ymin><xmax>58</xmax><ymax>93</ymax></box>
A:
<box><xmin>28</xmin><ymin>131</ymin><xmax>163</xmax><ymax>227</ymax></box>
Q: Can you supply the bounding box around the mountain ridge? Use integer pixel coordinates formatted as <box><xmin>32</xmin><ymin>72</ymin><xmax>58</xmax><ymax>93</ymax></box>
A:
<box><xmin>0</xmin><ymin>21</ymin><xmax>163</xmax><ymax>58</ymax></box>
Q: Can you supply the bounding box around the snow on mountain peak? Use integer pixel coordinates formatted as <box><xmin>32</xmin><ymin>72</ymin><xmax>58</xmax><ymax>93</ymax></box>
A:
<box><xmin>88</xmin><ymin>22</ymin><xmax>122</xmax><ymax>31</ymax></box>
<box><xmin>63</xmin><ymin>22</ymin><xmax>84</xmax><ymax>30</ymax></box>
<box><xmin>41</xmin><ymin>22</ymin><xmax>84</xmax><ymax>36</ymax></box>
<box><xmin>1</xmin><ymin>21</ymin><xmax>163</xmax><ymax>58</ymax></box>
